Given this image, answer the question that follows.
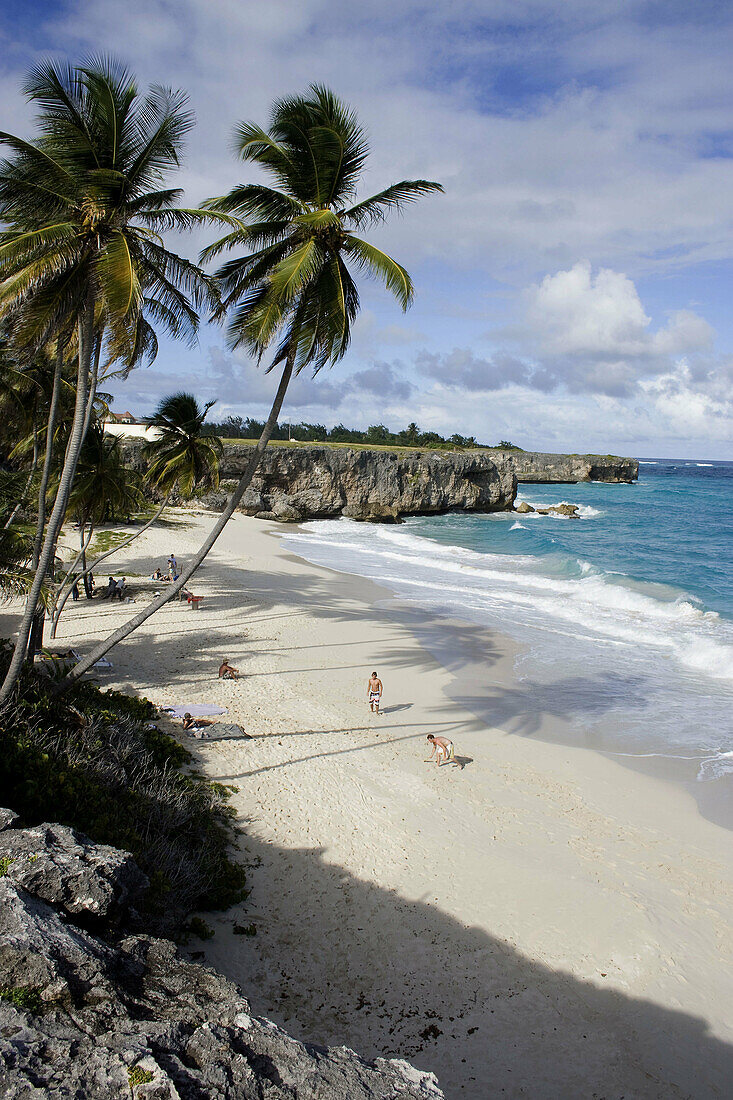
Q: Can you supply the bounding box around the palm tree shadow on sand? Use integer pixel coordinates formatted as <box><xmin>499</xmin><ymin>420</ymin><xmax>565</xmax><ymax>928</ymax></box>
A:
<box><xmin>201</xmin><ymin>830</ymin><xmax>733</xmax><ymax>1100</ymax></box>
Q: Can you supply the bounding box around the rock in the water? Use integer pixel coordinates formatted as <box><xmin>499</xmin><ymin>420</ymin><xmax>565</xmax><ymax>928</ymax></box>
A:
<box><xmin>0</xmin><ymin>821</ymin><xmax>148</xmax><ymax>920</ymax></box>
<box><xmin>515</xmin><ymin>502</ymin><xmax>535</xmax><ymax>514</ymax></box>
<box><xmin>547</xmin><ymin>503</ymin><xmax>580</xmax><ymax>517</ymax></box>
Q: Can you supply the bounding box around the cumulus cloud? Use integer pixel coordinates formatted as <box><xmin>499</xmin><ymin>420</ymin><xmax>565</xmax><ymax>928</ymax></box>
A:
<box><xmin>416</xmin><ymin>348</ymin><xmax>533</xmax><ymax>391</ymax></box>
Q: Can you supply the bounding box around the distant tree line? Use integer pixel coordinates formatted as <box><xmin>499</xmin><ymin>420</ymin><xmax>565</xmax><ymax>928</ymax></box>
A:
<box><xmin>204</xmin><ymin>416</ymin><xmax>520</xmax><ymax>451</ymax></box>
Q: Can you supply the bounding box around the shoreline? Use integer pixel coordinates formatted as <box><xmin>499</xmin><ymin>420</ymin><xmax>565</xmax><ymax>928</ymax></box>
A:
<box><xmin>283</xmin><ymin>513</ymin><xmax>733</xmax><ymax>834</ymax></box>
<box><xmin>3</xmin><ymin>509</ymin><xmax>731</xmax><ymax>1097</ymax></box>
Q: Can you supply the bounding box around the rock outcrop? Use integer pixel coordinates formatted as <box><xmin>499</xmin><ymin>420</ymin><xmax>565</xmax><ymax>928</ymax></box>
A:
<box><xmin>497</xmin><ymin>450</ymin><xmax>638</xmax><ymax>484</ymax></box>
<box><xmin>514</xmin><ymin>502</ymin><xmax>580</xmax><ymax>517</ymax></box>
<box><xmin>123</xmin><ymin>441</ymin><xmax>517</xmax><ymax>522</ymax></box>
<box><xmin>120</xmin><ymin>441</ymin><xmax>637</xmax><ymax>522</ymax></box>
<box><xmin>0</xmin><ymin>812</ymin><xmax>443</xmax><ymax>1099</ymax></box>
<box><xmin>0</xmin><ymin>821</ymin><xmax>148</xmax><ymax>922</ymax></box>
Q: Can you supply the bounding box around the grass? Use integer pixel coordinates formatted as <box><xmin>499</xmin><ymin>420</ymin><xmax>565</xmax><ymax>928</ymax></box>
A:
<box><xmin>128</xmin><ymin>1066</ymin><xmax>155</xmax><ymax>1087</ymax></box>
<box><xmin>0</xmin><ymin>986</ymin><xmax>43</xmax><ymax>1014</ymax></box>
<box><xmin>220</xmin><ymin>437</ymin><xmax>510</xmax><ymax>454</ymax></box>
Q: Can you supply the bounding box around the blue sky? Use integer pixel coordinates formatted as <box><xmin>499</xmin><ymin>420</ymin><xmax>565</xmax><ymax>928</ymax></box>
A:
<box><xmin>2</xmin><ymin>0</ymin><xmax>733</xmax><ymax>457</ymax></box>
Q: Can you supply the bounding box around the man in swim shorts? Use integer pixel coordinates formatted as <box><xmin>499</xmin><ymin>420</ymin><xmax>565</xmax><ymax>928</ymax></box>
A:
<box><xmin>368</xmin><ymin>671</ymin><xmax>383</xmax><ymax>713</ymax></box>
<box><xmin>425</xmin><ymin>733</ymin><xmax>455</xmax><ymax>766</ymax></box>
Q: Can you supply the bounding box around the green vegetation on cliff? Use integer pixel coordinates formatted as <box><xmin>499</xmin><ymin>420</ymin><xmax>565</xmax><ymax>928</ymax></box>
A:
<box><xmin>205</xmin><ymin>416</ymin><xmax>522</xmax><ymax>451</ymax></box>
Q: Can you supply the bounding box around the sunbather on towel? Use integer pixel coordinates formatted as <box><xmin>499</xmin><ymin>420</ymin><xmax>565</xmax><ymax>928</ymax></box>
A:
<box><xmin>182</xmin><ymin>713</ymin><xmax>214</xmax><ymax>730</ymax></box>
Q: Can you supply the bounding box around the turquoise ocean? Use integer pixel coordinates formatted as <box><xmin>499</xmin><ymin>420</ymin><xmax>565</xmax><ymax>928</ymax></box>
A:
<box><xmin>284</xmin><ymin>460</ymin><xmax>733</xmax><ymax>799</ymax></box>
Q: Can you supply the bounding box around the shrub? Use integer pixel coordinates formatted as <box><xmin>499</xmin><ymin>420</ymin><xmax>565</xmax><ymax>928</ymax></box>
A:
<box><xmin>0</xmin><ymin>643</ymin><xmax>246</xmax><ymax>930</ymax></box>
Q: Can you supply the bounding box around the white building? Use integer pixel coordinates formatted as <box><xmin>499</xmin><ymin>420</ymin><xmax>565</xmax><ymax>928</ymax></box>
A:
<box><xmin>102</xmin><ymin>411</ymin><xmax>161</xmax><ymax>441</ymax></box>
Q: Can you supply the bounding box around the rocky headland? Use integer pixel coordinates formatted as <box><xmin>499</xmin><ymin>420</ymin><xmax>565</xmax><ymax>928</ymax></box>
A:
<box><xmin>121</xmin><ymin>442</ymin><xmax>637</xmax><ymax>523</ymax></box>
<box><xmin>0</xmin><ymin>811</ymin><xmax>443</xmax><ymax>1099</ymax></box>
<box><xmin>502</xmin><ymin>450</ymin><xmax>638</xmax><ymax>484</ymax></box>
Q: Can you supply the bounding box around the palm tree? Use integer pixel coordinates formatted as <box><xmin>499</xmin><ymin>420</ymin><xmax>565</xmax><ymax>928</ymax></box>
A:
<box><xmin>66</xmin><ymin>393</ymin><xmax>222</xmax><ymax>590</ymax></box>
<box><xmin>50</xmin><ymin>425</ymin><xmax>145</xmax><ymax>635</ymax></box>
<box><xmin>143</xmin><ymin>392</ymin><xmax>222</xmax><ymax>498</ymax></box>
<box><xmin>59</xmin><ymin>85</ymin><xmax>441</xmax><ymax>690</ymax></box>
<box><xmin>0</xmin><ymin>58</ymin><xmax>231</xmax><ymax>702</ymax></box>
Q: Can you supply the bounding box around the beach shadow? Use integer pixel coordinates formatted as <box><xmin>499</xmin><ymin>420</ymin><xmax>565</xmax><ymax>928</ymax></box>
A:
<box><xmin>381</xmin><ymin>703</ymin><xmax>413</xmax><ymax>714</ymax></box>
<box><xmin>449</xmin><ymin>754</ymin><xmax>473</xmax><ymax>770</ymax></box>
<box><xmin>204</xmin><ymin>830</ymin><xmax>733</xmax><ymax>1100</ymax></box>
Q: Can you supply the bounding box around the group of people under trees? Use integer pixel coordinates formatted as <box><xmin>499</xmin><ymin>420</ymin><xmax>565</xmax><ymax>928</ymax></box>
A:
<box><xmin>70</xmin><ymin>574</ymin><xmax>126</xmax><ymax>601</ymax></box>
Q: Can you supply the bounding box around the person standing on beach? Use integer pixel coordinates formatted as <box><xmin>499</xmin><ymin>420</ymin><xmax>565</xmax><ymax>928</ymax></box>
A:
<box><xmin>425</xmin><ymin>733</ymin><xmax>455</xmax><ymax>766</ymax></box>
<box><xmin>368</xmin><ymin>671</ymin><xmax>383</xmax><ymax>713</ymax></box>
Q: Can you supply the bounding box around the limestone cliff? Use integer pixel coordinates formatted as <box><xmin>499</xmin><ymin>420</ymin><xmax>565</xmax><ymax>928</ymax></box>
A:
<box><xmin>120</xmin><ymin>441</ymin><xmax>637</xmax><ymax>522</ymax></box>
<box><xmin>123</xmin><ymin>441</ymin><xmax>518</xmax><ymax>521</ymax></box>
<box><xmin>496</xmin><ymin>450</ymin><xmax>638</xmax><ymax>484</ymax></box>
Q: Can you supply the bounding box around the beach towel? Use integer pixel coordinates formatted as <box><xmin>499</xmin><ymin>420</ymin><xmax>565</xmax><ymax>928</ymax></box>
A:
<box><xmin>186</xmin><ymin>723</ymin><xmax>252</xmax><ymax>741</ymax></box>
<box><xmin>161</xmin><ymin>704</ymin><xmax>227</xmax><ymax>717</ymax></box>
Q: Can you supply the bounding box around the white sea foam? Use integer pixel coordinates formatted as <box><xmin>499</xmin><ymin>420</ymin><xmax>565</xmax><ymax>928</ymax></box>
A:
<box><xmin>697</xmin><ymin>751</ymin><xmax>733</xmax><ymax>781</ymax></box>
<box><xmin>697</xmin><ymin>463</ymin><xmax>714</xmax><ymax>467</ymax></box>
<box><xmin>285</xmin><ymin>519</ymin><xmax>733</xmax><ymax>688</ymax></box>
<box><xmin>510</xmin><ymin>521</ymin><xmax>526</xmax><ymax>530</ymax></box>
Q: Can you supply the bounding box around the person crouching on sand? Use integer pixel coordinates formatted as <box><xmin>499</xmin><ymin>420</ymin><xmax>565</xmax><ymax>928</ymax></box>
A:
<box><xmin>368</xmin><ymin>671</ymin><xmax>383</xmax><ymax>713</ymax></box>
<box><xmin>425</xmin><ymin>733</ymin><xmax>455</xmax><ymax>766</ymax></box>
<box><xmin>218</xmin><ymin>657</ymin><xmax>240</xmax><ymax>680</ymax></box>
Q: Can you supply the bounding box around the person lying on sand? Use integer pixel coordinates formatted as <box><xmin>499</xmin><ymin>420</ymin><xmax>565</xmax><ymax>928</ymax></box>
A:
<box><xmin>218</xmin><ymin>658</ymin><xmax>240</xmax><ymax>680</ymax></box>
<box><xmin>368</xmin><ymin>671</ymin><xmax>383</xmax><ymax>713</ymax></box>
<box><xmin>182</xmin><ymin>713</ymin><xmax>214</xmax><ymax>730</ymax></box>
<box><xmin>425</xmin><ymin>733</ymin><xmax>456</xmax><ymax>766</ymax></box>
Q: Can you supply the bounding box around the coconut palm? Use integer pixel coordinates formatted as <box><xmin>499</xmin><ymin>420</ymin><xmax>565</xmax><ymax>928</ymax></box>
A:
<box><xmin>0</xmin><ymin>57</ymin><xmax>232</xmax><ymax>701</ymax></box>
<box><xmin>60</xmin><ymin>86</ymin><xmax>441</xmax><ymax>690</ymax></box>
<box><xmin>143</xmin><ymin>392</ymin><xmax>222</xmax><ymax>498</ymax></box>
<box><xmin>68</xmin><ymin>393</ymin><xmax>222</xmax><ymax>593</ymax></box>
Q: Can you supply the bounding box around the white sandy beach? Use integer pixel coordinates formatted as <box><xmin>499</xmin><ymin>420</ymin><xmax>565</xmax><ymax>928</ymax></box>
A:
<box><xmin>5</xmin><ymin>509</ymin><xmax>732</xmax><ymax>1099</ymax></box>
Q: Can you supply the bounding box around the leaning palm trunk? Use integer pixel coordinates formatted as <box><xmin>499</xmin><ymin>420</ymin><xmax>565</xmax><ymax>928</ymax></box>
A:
<box><xmin>0</xmin><ymin>298</ymin><xmax>96</xmax><ymax>703</ymax></box>
<box><xmin>52</xmin><ymin>493</ymin><xmax>171</xmax><ymax>636</ymax></box>
<box><xmin>27</xmin><ymin>340</ymin><xmax>67</xmax><ymax>660</ymax></box>
<box><xmin>2</xmin><ymin>429</ymin><xmax>39</xmax><ymax>531</ymax></box>
<box><xmin>50</xmin><ymin>519</ymin><xmax>95</xmax><ymax>639</ymax></box>
<box><xmin>27</xmin><ymin>333</ymin><xmax>102</xmax><ymax>658</ymax></box>
<box><xmin>57</xmin><ymin>354</ymin><xmax>294</xmax><ymax>692</ymax></box>
<box><xmin>78</xmin><ymin>493</ymin><xmax>170</xmax><ymax>581</ymax></box>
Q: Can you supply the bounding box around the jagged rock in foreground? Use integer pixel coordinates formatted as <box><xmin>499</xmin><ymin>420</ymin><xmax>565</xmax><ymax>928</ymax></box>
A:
<box><xmin>0</xmin><ymin>821</ymin><xmax>148</xmax><ymax>922</ymax></box>
<box><xmin>0</xmin><ymin>814</ymin><xmax>443</xmax><ymax>1099</ymax></box>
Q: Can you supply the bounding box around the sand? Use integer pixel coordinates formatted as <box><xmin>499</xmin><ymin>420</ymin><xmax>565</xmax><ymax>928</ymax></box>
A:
<box><xmin>4</xmin><ymin>509</ymin><xmax>732</xmax><ymax>1098</ymax></box>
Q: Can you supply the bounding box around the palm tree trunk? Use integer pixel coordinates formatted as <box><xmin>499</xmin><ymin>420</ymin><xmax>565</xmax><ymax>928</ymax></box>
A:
<box><xmin>77</xmin><ymin>493</ymin><xmax>171</xmax><ymax>585</ymax></box>
<box><xmin>50</xmin><ymin>519</ymin><xmax>95</xmax><ymax>639</ymax></box>
<box><xmin>26</xmin><ymin>340</ymin><xmax>66</xmax><ymax>660</ymax></box>
<box><xmin>2</xmin><ymin>428</ymin><xmax>39</xmax><ymax>531</ymax></box>
<box><xmin>0</xmin><ymin>297</ymin><xmax>96</xmax><ymax>703</ymax></box>
<box><xmin>57</xmin><ymin>352</ymin><xmax>295</xmax><ymax>692</ymax></box>
<box><xmin>32</xmin><ymin>338</ymin><xmax>64</xmax><ymax>569</ymax></box>
<box><xmin>29</xmin><ymin>330</ymin><xmax>102</xmax><ymax>659</ymax></box>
